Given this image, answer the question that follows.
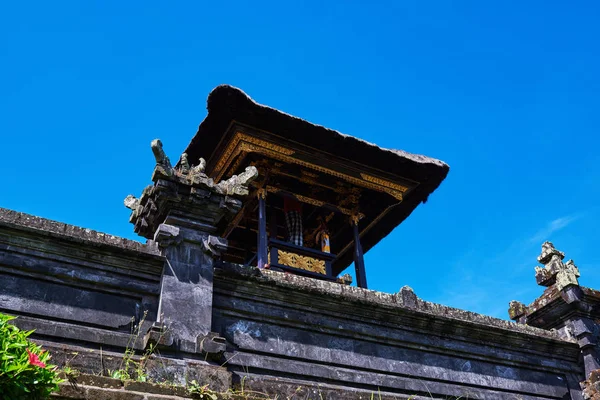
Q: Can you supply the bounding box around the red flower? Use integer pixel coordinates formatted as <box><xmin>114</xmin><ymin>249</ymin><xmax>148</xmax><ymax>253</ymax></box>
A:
<box><xmin>26</xmin><ymin>349</ymin><xmax>46</xmax><ymax>368</ymax></box>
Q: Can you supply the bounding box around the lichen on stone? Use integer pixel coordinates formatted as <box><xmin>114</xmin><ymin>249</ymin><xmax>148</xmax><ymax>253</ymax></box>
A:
<box><xmin>534</xmin><ymin>241</ymin><xmax>580</xmax><ymax>291</ymax></box>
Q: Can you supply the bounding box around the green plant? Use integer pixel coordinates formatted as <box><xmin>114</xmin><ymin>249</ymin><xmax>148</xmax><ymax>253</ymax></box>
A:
<box><xmin>108</xmin><ymin>311</ymin><xmax>148</xmax><ymax>382</ymax></box>
<box><xmin>107</xmin><ymin>310</ymin><xmax>170</xmax><ymax>383</ymax></box>
<box><xmin>60</xmin><ymin>351</ymin><xmax>80</xmax><ymax>384</ymax></box>
<box><xmin>0</xmin><ymin>313</ymin><xmax>63</xmax><ymax>399</ymax></box>
<box><xmin>188</xmin><ymin>379</ymin><xmax>218</xmax><ymax>399</ymax></box>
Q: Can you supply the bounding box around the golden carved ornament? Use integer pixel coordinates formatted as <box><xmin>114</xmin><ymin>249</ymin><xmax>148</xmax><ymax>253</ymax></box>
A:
<box><xmin>228</xmin><ymin>151</ymin><xmax>249</xmax><ymax>177</ymax></box>
<box><xmin>213</xmin><ymin>132</ymin><xmax>412</xmax><ymax>201</ymax></box>
<box><xmin>214</xmin><ymin>133</ymin><xmax>295</xmax><ymax>179</ymax></box>
<box><xmin>350</xmin><ymin>214</ymin><xmax>363</xmax><ymax>226</ymax></box>
<box><xmin>360</xmin><ymin>173</ymin><xmax>409</xmax><ymax>199</ymax></box>
<box><xmin>276</xmin><ymin>249</ymin><xmax>326</xmax><ymax>274</ymax></box>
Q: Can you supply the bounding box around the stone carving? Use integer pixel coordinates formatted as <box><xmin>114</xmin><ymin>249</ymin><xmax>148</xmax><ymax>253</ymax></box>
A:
<box><xmin>149</xmin><ymin>139</ymin><xmax>256</xmax><ymax>196</ymax></box>
<box><xmin>534</xmin><ymin>241</ymin><xmax>580</xmax><ymax>291</ymax></box>
<box><xmin>508</xmin><ymin>300</ymin><xmax>527</xmax><ymax>322</ymax></box>
<box><xmin>178</xmin><ymin>152</ymin><xmax>207</xmax><ymax>182</ymax></box>
<box><xmin>193</xmin><ymin>157</ymin><xmax>207</xmax><ymax>175</ymax></box>
<box><xmin>398</xmin><ymin>285</ymin><xmax>418</xmax><ymax>308</ymax></box>
<box><xmin>123</xmin><ymin>195</ymin><xmax>140</xmax><ymax>211</ymax></box>
<box><xmin>215</xmin><ymin>166</ymin><xmax>259</xmax><ymax>196</ymax></box>
<box><xmin>125</xmin><ymin>139</ymin><xmax>258</xmax><ymax>239</ymax></box>
<box><xmin>151</xmin><ymin>139</ymin><xmax>174</xmax><ymax>177</ymax></box>
<box><xmin>179</xmin><ymin>153</ymin><xmax>190</xmax><ymax>175</ymax></box>
<box><xmin>336</xmin><ymin>273</ymin><xmax>352</xmax><ymax>285</ymax></box>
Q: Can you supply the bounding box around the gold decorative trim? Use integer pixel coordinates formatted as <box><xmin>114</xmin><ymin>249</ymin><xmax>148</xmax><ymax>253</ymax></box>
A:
<box><xmin>228</xmin><ymin>150</ymin><xmax>248</xmax><ymax>178</ymax></box>
<box><xmin>350</xmin><ymin>214</ymin><xmax>363</xmax><ymax>226</ymax></box>
<box><xmin>293</xmin><ymin>193</ymin><xmax>324</xmax><ymax>208</ymax></box>
<box><xmin>212</xmin><ymin>132</ymin><xmax>412</xmax><ymax>201</ymax></box>
<box><xmin>276</xmin><ymin>249</ymin><xmax>326</xmax><ymax>274</ymax></box>
<box><xmin>214</xmin><ymin>133</ymin><xmax>295</xmax><ymax>179</ymax></box>
<box><xmin>360</xmin><ymin>173</ymin><xmax>409</xmax><ymax>194</ymax></box>
<box><xmin>265</xmin><ymin>186</ymin><xmax>362</xmax><ymax>217</ymax></box>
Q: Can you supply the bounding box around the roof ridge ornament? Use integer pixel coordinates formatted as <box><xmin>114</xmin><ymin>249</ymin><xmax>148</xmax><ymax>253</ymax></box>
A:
<box><xmin>534</xmin><ymin>241</ymin><xmax>580</xmax><ymax>291</ymax></box>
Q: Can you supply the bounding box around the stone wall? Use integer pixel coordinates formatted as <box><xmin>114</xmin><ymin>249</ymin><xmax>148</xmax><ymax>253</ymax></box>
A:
<box><xmin>0</xmin><ymin>208</ymin><xmax>164</xmax><ymax>350</ymax></box>
<box><xmin>0</xmin><ymin>206</ymin><xmax>589</xmax><ymax>399</ymax></box>
<box><xmin>212</xmin><ymin>263</ymin><xmax>583</xmax><ymax>399</ymax></box>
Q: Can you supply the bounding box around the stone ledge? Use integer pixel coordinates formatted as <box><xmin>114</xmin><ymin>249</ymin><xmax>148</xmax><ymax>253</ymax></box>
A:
<box><xmin>0</xmin><ymin>207</ymin><xmax>161</xmax><ymax>256</ymax></box>
<box><xmin>40</xmin><ymin>342</ymin><xmax>231</xmax><ymax>392</ymax></box>
<box><xmin>53</xmin><ymin>373</ymin><xmax>193</xmax><ymax>399</ymax></box>
<box><xmin>54</xmin><ymin>382</ymin><xmax>182</xmax><ymax>400</ymax></box>
<box><xmin>52</xmin><ymin>374</ymin><xmax>261</xmax><ymax>400</ymax></box>
<box><xmin>215</xmin><ymin>262</ymin><xmax>574</xmax><ymax>343</ymax></box>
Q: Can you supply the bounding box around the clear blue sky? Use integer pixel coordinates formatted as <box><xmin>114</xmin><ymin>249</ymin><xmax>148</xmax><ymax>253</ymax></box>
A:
<box><xmin>2</xmin><ymin>1</ymin><xmax>599</xmax><ymax>319</ymax></box>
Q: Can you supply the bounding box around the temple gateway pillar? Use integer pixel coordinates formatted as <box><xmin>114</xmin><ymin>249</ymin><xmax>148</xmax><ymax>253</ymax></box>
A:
<box><xmin>125</xmin><ymin>139</ymin><xmax>257</xmax><ymax>354</ymax></box>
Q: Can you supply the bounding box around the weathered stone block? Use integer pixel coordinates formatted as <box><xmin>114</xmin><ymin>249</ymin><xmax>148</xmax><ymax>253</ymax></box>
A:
<box><xmin>86</xmin><ymin>387</ymin><xmax>145</xmax><ymax>400</ymax></box>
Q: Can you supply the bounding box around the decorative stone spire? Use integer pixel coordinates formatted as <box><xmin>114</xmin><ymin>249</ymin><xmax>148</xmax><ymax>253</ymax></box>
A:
<box><xmin>508</xmin><ymin>243</ymin><xmax>600</xmax><ymax>379</ymax></box>
<box><xmin>534</xmin><ymin>241</ymin><xmax>580</xmax><ymax>291</ymax></box>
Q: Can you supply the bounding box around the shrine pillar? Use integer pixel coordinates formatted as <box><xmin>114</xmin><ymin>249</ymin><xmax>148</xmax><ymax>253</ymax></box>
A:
<box><xmin>126</xmin><ymin>139</ymin><xmax>257</xmax><ymax>354</ymax></box>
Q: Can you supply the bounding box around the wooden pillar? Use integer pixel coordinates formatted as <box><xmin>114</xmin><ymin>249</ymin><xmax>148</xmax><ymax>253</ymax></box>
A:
<box><xmin>269</xmin><ymin>205</ymin><xmax>278</xmax><ymax>240</ymax></box>
<box><xmin>352</xmin><ymin>215</ymin><xmax>367</xmax><ymax>289</ymax></box>
<box><xmin>257</xmin><ymin>189</ymin><xmax>268</xmax><ymax>268</ymax></box>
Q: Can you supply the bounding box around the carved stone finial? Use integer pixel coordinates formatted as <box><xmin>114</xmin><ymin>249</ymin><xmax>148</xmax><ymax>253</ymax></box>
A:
<box><xmin>216</xmin><ymin>166</ymin><xmax>259</xmax><ymax>196</ymax></box>
<box><xmin>151</xmin><ymin>139</ymin><xmax>171</xmax><ymax>167</ymax></box>
<box><xmin>179</xmin><ymin>153</ymin><xmax>190</xmax><ymax>175</ymax></box>
<box><xmin>398</xmin><ymin>286</ymin><xmax>418</xmax><ymax>308</ymax></box>
<box><xmin>151</xmin><ymin>139</ymin><xmax>174</xmax><ymax>178</ymax></box>
<box><xmin>177</xmin><ymin>152</ymin><xmax>207</xmax><ymax>179</ymax></box>
<box><xmin>130</xmin><ymin>140</ymin><xmax>259</xmax><ymax>238</ymax></box>
<box><xmin>534</xmin><ymin>242</ymin><xmax>580</xmax><ymax>290</ymax></box>
<box><xmin>123</xmin><ymin>195</ymin><xmax>139</xmax><ymax>211</ymax></box>
<box><xmin>508</xmin><ymin>300</ymin><xmax>527</xmax><ymax>321</ymax></box>
<box><xmin>537</xmin><ymin>241</ymin><xmax>565</xmax><ymax>265</ymax></box>
<box><xmin>193</xmin><ymin>158</ymin><xmax>206</xmax><ymax>174</ymax></box>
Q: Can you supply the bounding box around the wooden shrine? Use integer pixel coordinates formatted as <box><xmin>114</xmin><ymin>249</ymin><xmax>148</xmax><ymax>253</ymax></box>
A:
<box><xmin>182</xmin><ymin>86</ymin><xmax>449</xmax><ymax>288</ymax></box>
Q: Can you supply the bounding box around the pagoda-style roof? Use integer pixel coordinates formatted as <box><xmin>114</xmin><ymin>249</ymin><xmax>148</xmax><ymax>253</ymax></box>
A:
<box><xmin>183</xmin><ymin>85</ymin><xmax>449</xmax><ymax>273</ymax></box>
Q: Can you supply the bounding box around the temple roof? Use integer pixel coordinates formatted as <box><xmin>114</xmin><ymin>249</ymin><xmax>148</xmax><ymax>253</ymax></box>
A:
<box><xmin>183</xmin><ymin>85</ymin><xmax>449</xmax><ymax>272</ymax></box>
